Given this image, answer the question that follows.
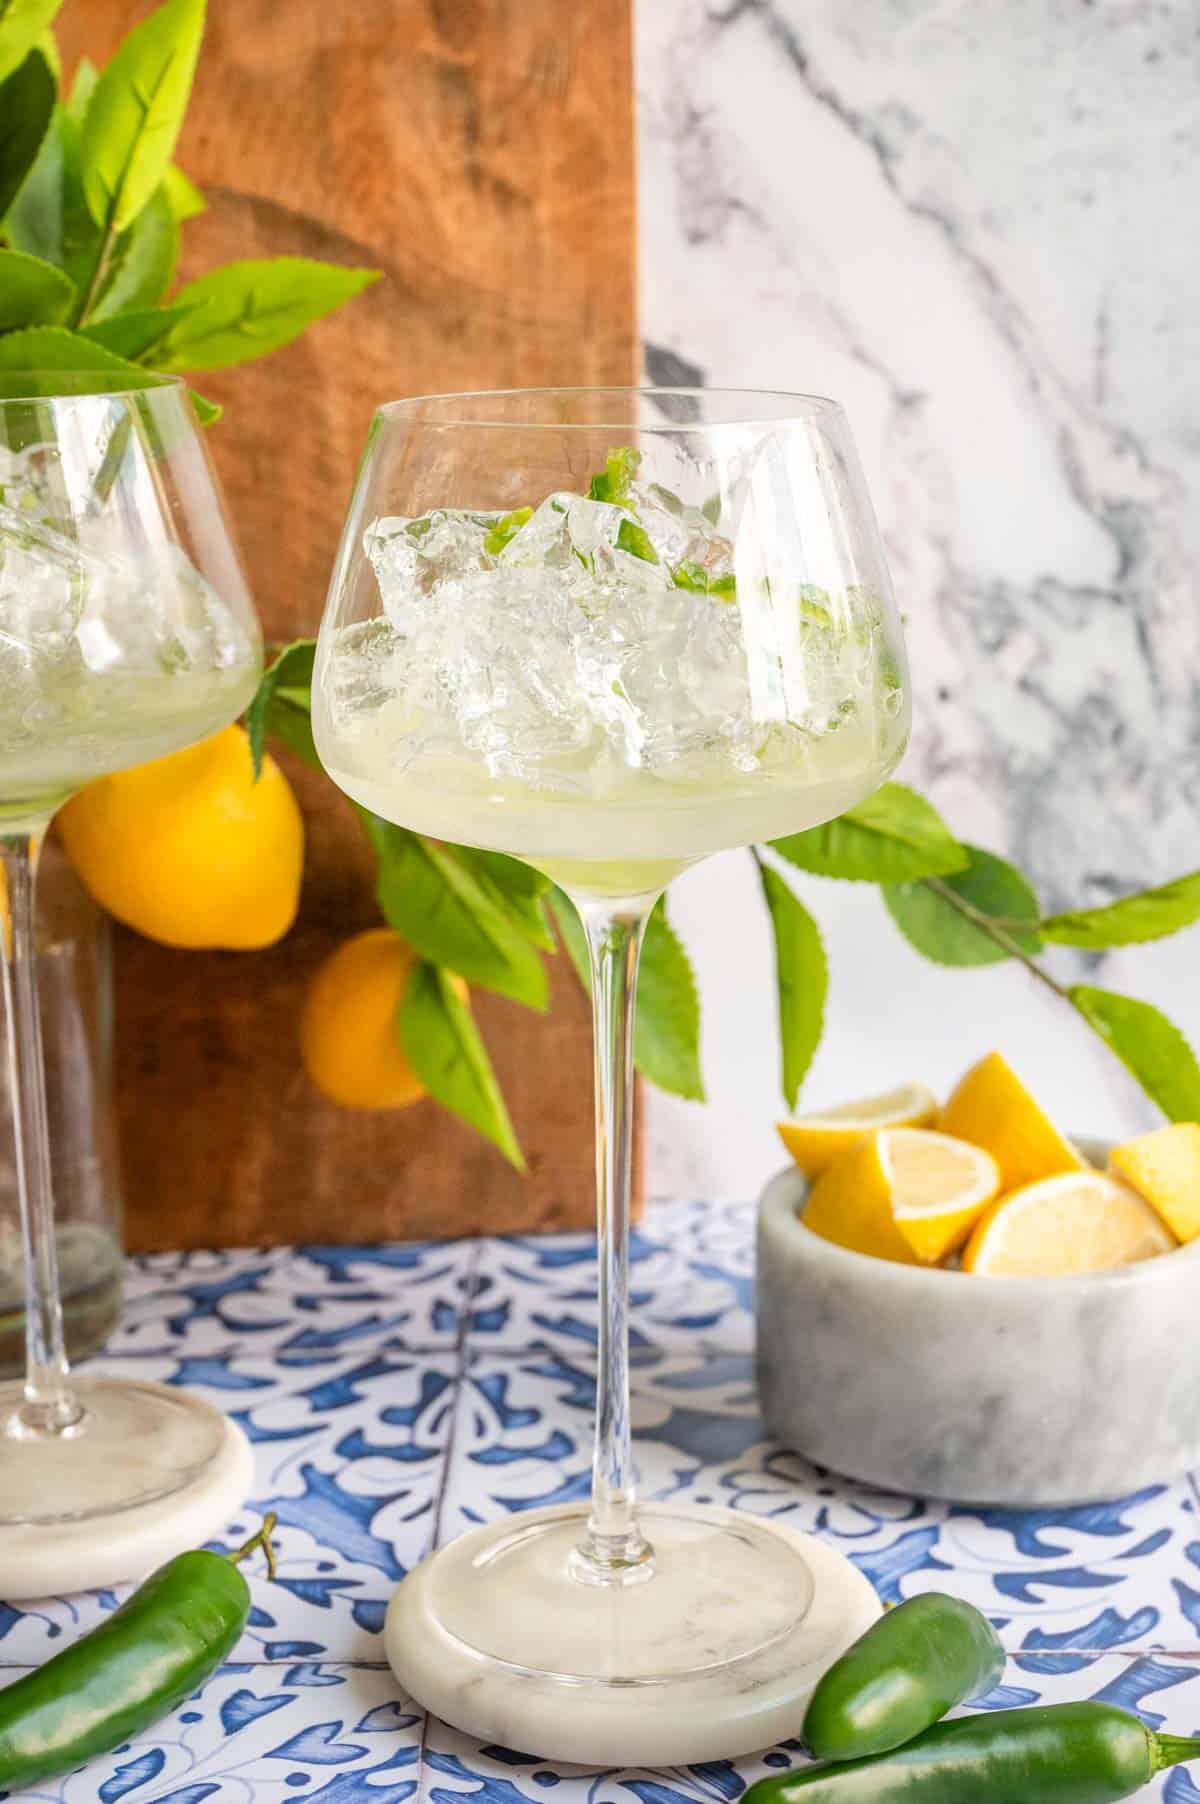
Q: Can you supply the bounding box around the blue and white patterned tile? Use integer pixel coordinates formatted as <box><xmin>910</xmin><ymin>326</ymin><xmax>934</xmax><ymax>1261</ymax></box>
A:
<box><xmin>0</xmin><ymin>1662</ymin><xmax>421</xmax><ymax>1804</ymax></box>
<box><xmin>468</xmin><ymin>1201</ymin><xmax>755</xmax><ymax>1358</ymax></box>
<box><xmin>0</xmin><ymin>1346</ymin><xmax>458</xmax><ymax>1668</ymax></box>
<box><xmin>420</xmin><ymin>1653</ymin><xmax>1200</xmax><ymax>1803</ymax></box>
<box><xmin>122</xmin><ymin>1239</ymin><xmax>477</xmax><ymax>1360</ymax></box>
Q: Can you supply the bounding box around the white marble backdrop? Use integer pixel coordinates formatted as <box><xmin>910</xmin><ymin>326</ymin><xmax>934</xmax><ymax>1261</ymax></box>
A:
<box><xmin>637</xmin><ymin>0</ymin><xmax>1200</xmax><ymax>1197</ymax></box>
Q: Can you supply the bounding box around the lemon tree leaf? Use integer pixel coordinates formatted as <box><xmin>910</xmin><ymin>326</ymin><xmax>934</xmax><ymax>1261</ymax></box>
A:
<box><xmin>81</xmin><ymin>301</ymin><xmax>195</xmax><ymax>360</ymax></box>
<box><xmin>1043</xmin><ymin>872</ymin><xmax>1200</xmax><ymax>949</ymax></box>
<box><xmin>883</xmin><ymin>846</ymin><xmax>1042</xmax><ymax>967</ymax></box>
<box><xmin>0</xmin><ymin>245</ymin><xmax>74</xmax><ymax>328</ymax></box>
<box><xmin>245</xmin><ymin>638</ymin><xmax>316</xmax><ymax>776</ymax></box>
<box><xmin>0</xmin><ymin>46</ymin><xmax>55</xmax><ymax>220</ymax></box>
<box><xmin>548</xmin><ymin>889</ymin><xmax>703</xmax><ymax>1098</ymax></box>
<box><xmin>450</xmin><ymin>847</ymin><xmax>554</xmax><ymax>951</ymax></box>
<box><xmin>0</xmin><ymin>0</ymin><xmax>63</xmax><ymax>83</ymax></box>
<box><xmin>374</xmin><ymin>824</ymin><xmax>548</xmax><ymax>1010</ymax></box>
<box><xmin>162</xmin><ymin>161</ymin><xmax>203</xmax><ymax>218</ymax></box>
<box><xmin>64</xmin><ymin>55</ymin><xmax>95</xmax><ymax>123</ymax></box>
<box><xmin>772</xmin><ymin>783</ymin><xmax>967</xmax><ymax>883</ymax></box>
<box><xmin>399</xmin><ymin>961</ymin><xmax>524</xmax><ymax>1169</ymax></box>
<box><xmin>759</xmin><ymin>861</ymin><xmax>826</xmax><ymax>1108</ymax></box>
<box><xmin>156</xmin><ymin>258</ymin><xmax>380</xmax><ymax>370</ymax></box>
<box><xmin>89</xmin><ymin>184</ymin><xmax>178</xmax><ymax>318</ymax></box>
<box><xmin>81</xmin><ymin>0</ymin><xmax>204</xmax><ymax>234</ymax></box>
<box><xmin>0</xmin><ymin>323</ymin><xmax>150</xmax><ymax>375</ymax></box>
<box><xmin>1070</xmin><ymin>986</ymin><xmax>1200</xmax><ymax>1122</ymax></box>
<box><xmin>636</xmin><ymin>901</ymin><xmax>704</xmax><ymax>1100</ymax></box>
<box><xmin>4</xmin><ymin>100</ymin><xmax>98</xmax><ymax>284</ymax></box>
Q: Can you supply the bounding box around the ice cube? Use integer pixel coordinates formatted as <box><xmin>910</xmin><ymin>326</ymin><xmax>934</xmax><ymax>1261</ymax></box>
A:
<box><xmin>0</xmin><ymin>503</ymin><xmax>87</xmax><ymax>663</ymax></box>
<box><xmin>366</xmin><ymin>509</ymin><xmax>500</xmax><ymax>625</ymax></box>
<box><xmin>501</xmin><ymin>495</ymin><xmax>670</xmax><ymax>591</ymax></box>
<box><xmin>633</xmin><ymin>480</ymin><xmax>735</xmax><ymax>592</ymax></box>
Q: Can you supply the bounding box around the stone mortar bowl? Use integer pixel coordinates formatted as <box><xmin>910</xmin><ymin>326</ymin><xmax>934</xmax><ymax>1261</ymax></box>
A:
<box><xmin>756</xmin><ymin>1144</ymin><xmax>1200</xmax><ymax>1506</ymax></box>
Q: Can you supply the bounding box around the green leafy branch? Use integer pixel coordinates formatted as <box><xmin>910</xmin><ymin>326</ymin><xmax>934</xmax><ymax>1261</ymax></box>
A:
<box><xmin>766</xmin><ymin>784</ymin><xmax>1200</xmax><ymax>1121</ymax></box>
<box><xmin>0</xmin><ymin>0</ymin><xmax>378</xmax><ymax>405</ymax></box>
<box><xmin>250</xmin><ymin>644</ymin><xmax>1200</xmax><ymax>1163</ymax></box>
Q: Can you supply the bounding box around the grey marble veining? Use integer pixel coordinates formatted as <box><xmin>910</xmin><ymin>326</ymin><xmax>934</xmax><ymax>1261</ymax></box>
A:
<box><xmin>637</xmin><ymin>0</ymin><xmax>1200</xmax><ymax>1198</ymax></box>
<box><xmin>639</xmin><ymin>0</ymin><xmax>1200</xmax><ymax>898</ymax></box>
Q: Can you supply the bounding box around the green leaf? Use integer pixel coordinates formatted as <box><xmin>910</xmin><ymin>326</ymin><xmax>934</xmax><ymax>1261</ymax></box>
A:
<box><xmin>88</xmin><ymin>184</ymin><xmax>178</xmax><ymax>318</ymax></box>
<box><xmin>1069</xmin><ymin>985</ymin><xmax>1200</xmax><ymax>1122</ymax></box>
<box><xmin>374</xmin><ymin>825</ymin><xmax>548</xmax><ymax>1009</ymax></box>
<box><xmin>673</xmin><ymin>561</ymin><xmax>736</xmax><ymax>599</ymax></box>
<box><xmin>548</xmin><ymin>889</ymin><xmax>704</xmax><ymax>1098</ymax></box>
<box><xmin>0</xmin><ymin>47</ymin><xmax>55</xmax><ymax>221</ymax></box>
<box><xmin>450</xmin><ymin>847</ymin><xmax>554</xmax><ymax>951</ymax></box>
<box><xmin>0</xmin><ymin>0</ymin><xmax>63</xmax><ymax>83</ymax></box>
<box><xmin>482</xmin><ymin>506</ymin><xmax>531</xmax><ymax>556</ymax></box>
<box><xmin>616</xmin><ymin>517</ymin><xmax>659</xmax><ymax>564</ymax></box>
<box><xmin>4</xmin><ymin>100</ymin><xmax>92</xmax><ymax>277</ymax></box>
<box><xmin>772</xmin><ymin>782</ymin><xmax>968</xmax><ymax>884</ymax></box>
<box><xmin>758</xmin><ymin>861</ymin><xmax>826</xmax><ymax>1109</ymax></box>
<box><xmin>399</xmin><ymin>961</ymin><xmax>525</xmax><ymax>1169</ymax></box>
<box><xmin>64</xmin><ymin>55</ymin><xmax>96</xmax><ymax>123</ymax></box>
<box><xmin>1042</xmin><ymin>872</ymin><xmax>1200</xmax><ymax>949</ymax></box>
<box><xmin>155</xmin><ymin>257</ymin><xmax>380</xmax><ymax>370</ymax></box>
<box><xmin>587</xmin><ymin>445</ymin><xmax>640</xmax><ymax>505</ymax></box>
<box><xmin>187</xmin><ymin>386</ymin><xmax>220</xmax><ymax>424</ymax></box>
<box><xmin>883</xmin><ymin>846</ymin><xmax>1042</xmax><ymax>967</ymax></box>
<box><xmin>635</xmin><ymin>901</ymin><xmax>704</xmax><ymax>1100</ymax></box>
<box><xmin>80</xmin><ymin>301</ymin><xmax>195</xmax><ymax>361</ymax></box>
<box><xmin>0</xmin><ymin>322</ymin><xmax>154</xmax><ymax>376</ymax></box>
<box><xmin>0</xmin><ymin>244</ymin><xmax>74</xmax><ymax>328</ymax></box>
<box><xmin>549</xmin><ymin>887</ymin><xmax>588</xmax><ymax>986</ymax></box>
<box><xmin>245</xmin><ymin>638</ymin><xmax>316</xmax><ymax>776</ymax></box>
<box><xmin>162</xmin><ymin>160</ymin><xmax>203</xmax><ymax>218</ymax></box>
<box><xmin>81</xmin><ymin>0</ymin><xmax>205</xmax><ymax>234</ymax></box>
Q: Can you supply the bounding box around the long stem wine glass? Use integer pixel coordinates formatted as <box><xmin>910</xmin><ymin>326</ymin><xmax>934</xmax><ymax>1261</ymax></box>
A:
<box><xmin>313</xmin><ymin>389</ymin><xmax>910</xmax><ymax>1764</ymax></box>
<box><xmin>0</xmin><ymin>374</ymin><xmax>261</xmax><ymax>1552</ymax></box>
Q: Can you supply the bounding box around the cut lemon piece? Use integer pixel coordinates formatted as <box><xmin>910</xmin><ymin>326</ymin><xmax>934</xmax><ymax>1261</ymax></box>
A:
<box><xmin>962</xmin><ymin>1172</ymin><xmax>1177</xmax><ymax>1276</ymax></box>
<box><xmin>940</xmin><ymin>1051</ymin><xmax>1085</xmax><ymax>1191</ymax></box>
<box><xmin>1109</xmin><ymin>1123</ymin><xmax>1200</xmax><ymax>1243</ymax></box>
<box><xmin>802</xmin><ymin>1128</ymin><xmax>1000</xmax><ymax>1266</ymax></box>
<box><xmin>777</xmin><ymin>1082</ymin><xmax>938</xmax><ymax>1179</ymax></box>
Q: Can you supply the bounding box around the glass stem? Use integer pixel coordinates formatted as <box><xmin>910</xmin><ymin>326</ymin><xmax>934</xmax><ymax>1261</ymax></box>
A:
<box><xmin>572</xmin><ymin>889</ymin><xmax>658</xmax><ymax>1582</ymax></box>
<box><xmin>0</xmin><ymin>832</ymin><xmax>81</xmax><ymax>1437</ymax></box>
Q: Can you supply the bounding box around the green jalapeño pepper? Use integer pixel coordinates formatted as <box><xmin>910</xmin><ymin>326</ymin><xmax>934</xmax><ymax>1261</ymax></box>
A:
<box><xmin>804</xmin><ymin>1592</ymin><xmax>1005</xmax><ymax>1759</ymax></box>
<box><xmin>0</xmin><ymin>1513</ymin><xmax>276</xmax><ymax>1791</ymax></box>
<box><xmin>746</xmin><ymin>1701</ymin><xmax>1200</xmax><ymax>1804</ymax></box>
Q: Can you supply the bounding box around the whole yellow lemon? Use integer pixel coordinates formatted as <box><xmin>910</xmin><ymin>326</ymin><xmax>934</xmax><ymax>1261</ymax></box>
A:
<box><xmin>300</xmin><ymin>926</ymin><xmax>465</xmax><ymax>1111</ymax></box>
<box><xmin>59</xmin><ymin>725</ymin><xmax>303</xmax><ymax>950</ymax></box>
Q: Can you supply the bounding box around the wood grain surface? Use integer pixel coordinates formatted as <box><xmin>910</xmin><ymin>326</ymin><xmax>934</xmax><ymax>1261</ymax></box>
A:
<box><xmin>52</xmin><ymin>0</ymin><xmax>638</xmax><ymax>1249</ymax></box>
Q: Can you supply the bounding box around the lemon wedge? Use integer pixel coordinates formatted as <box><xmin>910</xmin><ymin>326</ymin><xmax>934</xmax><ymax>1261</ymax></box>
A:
<box><xmin>1109</xmin><ymin>1123</ymin><xmax>1200</xmax><ymax>1243</ymax></box>
<box><xmin>940</xmin><ymin>1051</ymin><xmax>1085</xmax><ymax>1191</ymax></box>
<box><xmin>778</xmin><ymin>1082</ymin><xmax>938</xmax><ymax>1179</ymax></box>
<box><xmin>962</xmin><ymin>1172</ymin><xmax>1177</xmax><ymax>1276</ymax></box>
<box><xmin>802</xmin><ymin>1128</ymin><xmax>1001</xmax><ymax>1266</ymax></box>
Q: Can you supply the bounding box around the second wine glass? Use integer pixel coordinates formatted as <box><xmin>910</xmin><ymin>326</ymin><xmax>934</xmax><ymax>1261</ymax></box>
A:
<box><xmin>314</xmin><ymin>386</ymin><xmax>910</xmax><ymax>1764</ymax></box>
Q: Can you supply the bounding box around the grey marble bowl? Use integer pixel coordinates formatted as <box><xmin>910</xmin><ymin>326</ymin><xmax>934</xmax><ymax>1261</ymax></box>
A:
<box><xmin>756</xmin><ymin>1150</ymin><xmax>1200</xmax><ymax>1506</ymax></box>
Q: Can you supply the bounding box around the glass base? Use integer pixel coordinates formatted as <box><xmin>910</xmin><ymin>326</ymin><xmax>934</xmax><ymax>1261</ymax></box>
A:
<box><xmin>386</xmin><ymin>1503</ymin><xmax>882</xmax><ymax>1764</ymax></box>
<box><xmin>0</xmin><ymin>1375</ymin><xmax>226</xmax><ymax>1524</ymax></box>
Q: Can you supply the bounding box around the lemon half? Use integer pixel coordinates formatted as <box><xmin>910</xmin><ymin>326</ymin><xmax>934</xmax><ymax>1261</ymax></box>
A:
<box><xmin>803</xmin><ymin>1127</ymin><xmax>1000</xmax><ymax>1266</ymax></box>
<box><xmin>962</xmin><ymin>1172</ymin><xmax>1176</xmax><ymax>1276</ymax></box>
<box><xmin>778</xmin><ymin>1082</ymin><xmax>938</xmax><ymax>1179</ymax></box>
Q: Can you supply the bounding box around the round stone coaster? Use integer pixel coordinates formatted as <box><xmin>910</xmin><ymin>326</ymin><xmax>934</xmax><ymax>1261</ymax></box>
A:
<box><xmin>386</xmin><ymin>1502</ymin><xmax>881</xmax><ymax>1766</ymax></box>
<box><xmin>0</xmin><ymin>1409</ymin><xmax>254</xmax><ymax>1599</ymax></box>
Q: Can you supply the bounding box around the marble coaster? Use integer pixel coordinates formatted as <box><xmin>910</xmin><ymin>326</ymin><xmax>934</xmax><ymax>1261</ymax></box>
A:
<box><xmin>386</xmin><ymin>1505</ymin><xmax>881</xmax><ymax>1766</ymax></box>
<box><xmin>0</xmin><ymin>1412</ymin><xmax>254</xmax><ymax>1600</ymax></box>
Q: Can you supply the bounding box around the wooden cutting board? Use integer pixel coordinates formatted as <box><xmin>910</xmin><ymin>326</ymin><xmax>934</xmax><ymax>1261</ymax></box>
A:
<box><xmin>53</xmin><ymin>0</ymin><xmax>638</xmax><ymax>1248</ymax></box>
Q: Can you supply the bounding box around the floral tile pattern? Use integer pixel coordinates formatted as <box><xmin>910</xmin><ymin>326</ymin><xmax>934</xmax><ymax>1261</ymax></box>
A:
<box><xmin>3</xmin><ymin>1200</ymin><xmax>1200</xmax><ymax>1799</ymax></box>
